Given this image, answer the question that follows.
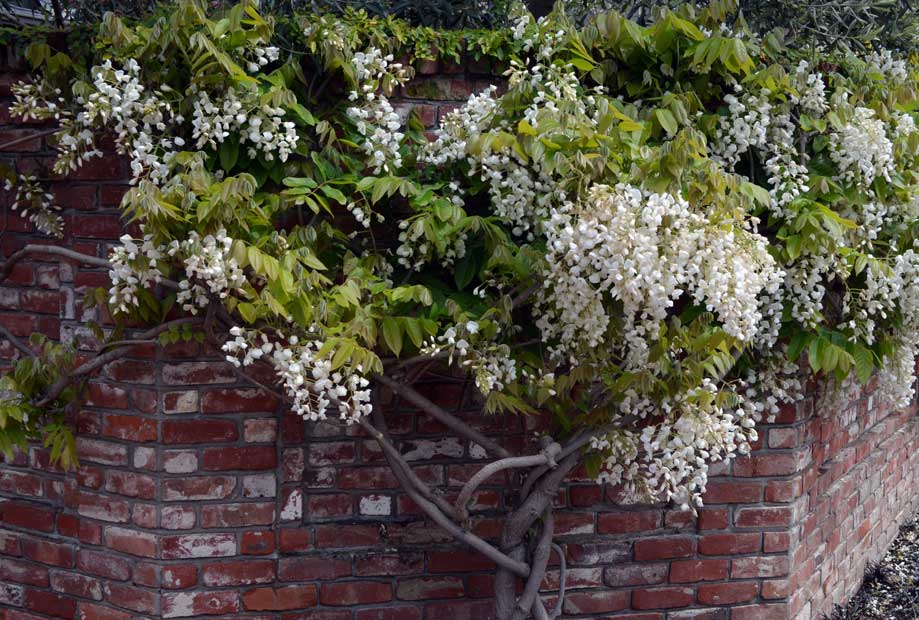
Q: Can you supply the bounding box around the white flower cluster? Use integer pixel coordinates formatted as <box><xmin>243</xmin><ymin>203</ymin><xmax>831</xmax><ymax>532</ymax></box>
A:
<box><xmin>537</xmin><ymin>184</ymin><xmax>781</xmax><ymax>368</ymax></box>
<box><xmin>830</xmin><ymin>106</ymin><xmax>895</xmax><ymax>187</ymax></box>
<box><xmin>169</xmin><ymin>229</ymin><xmax>247</xmax><ymax>314</ymax></box>
<box><xmin>83</xmin><ymin>59</ymin><xmax>180</xmax><ymax>183</ymax></box>
<box><xmin>591</xmin><ymin>380</ymin><xmax>760</xmax><ymax>511</ymax></box>
<box><xmin>191</xmin><ymin>86</ymin><xmax>298</xmax><ymax>162</ymax></box>
<box><xmin>4</xmin><ymin>176</ymin><xmax>64</xmax><ymax>238</ymax></box>
<box><xmin>223</xmin><ymin>327</ymin><xmax>372</xmax><ymax>423</ymax></box>
<box><xmin>242</xmin><ymin>41</ymin><xmax>280</xmax><ymax>74</ymax></box>
<box><xmin>421</xmin><ymin>321</ymin><xmax>518</xmax><ymax>395</ymax></box>
<box><xmin>865</xmin><ymin>48</ymin><xmax>909</xmax><ymax>83</ymax></box>
<box><xmin>792</xmin><ymin>61</ymin><xmax>829</xmax><ymax>116</ymax></box>
<box><xmin>345</xmin><ymin>48</ymin><xmax>408</xmax><ymax>174</ymax></box>
<box><xmin>108</xmin><ymin>231</ymin><xmax>165</xmax><ymax>313</ymax></box>
<box><xmin>423</xmin><ymin>86</ymin><xmax>499</xmax><ymax>166</ymax></box>
<box><xmin>395</xmin><ymin>184</ymin><xmax>467</xmax><ymax>270</ymax></box>
<box><xmin>712</xmin><ymin>86</ymin><xmax>772</xmax><ymax>168</ymax></box>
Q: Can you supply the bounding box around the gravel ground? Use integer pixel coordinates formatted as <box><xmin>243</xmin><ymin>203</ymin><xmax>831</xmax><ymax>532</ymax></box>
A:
<box><xmin>827</xmin><ymin>516</ymin><xmax>919</xmax><ymax>620</ymax></box>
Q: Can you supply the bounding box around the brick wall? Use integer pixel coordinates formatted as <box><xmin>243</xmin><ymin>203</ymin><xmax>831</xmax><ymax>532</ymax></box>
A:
<box><xmin>1</xmin><ymin>54</ymin><xmax>918</xmax><ymax>620</ymax></box>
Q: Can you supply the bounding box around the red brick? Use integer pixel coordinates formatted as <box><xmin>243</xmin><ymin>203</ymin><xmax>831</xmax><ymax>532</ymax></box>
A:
<box><xmin>320</xmin><ymin>582</ymin><xmax>393</xmax><ymax>606</ymax></box>
<box><xmin>732</xmin><ymin>604</ymin><xmax>787</xmax><ymax>619</ymax></box>
<box><xmin>735</xmin><ymin>506</ymin><xmax>793</xmax><ymax>528</ymax></box>
<box><xmin>564</xmin><ymin>590</ymin><xmax>630</xmax><ymax>613</ymax></box>
<box><xmin>76</xmin><ymin>603</ymin><xmax>133</xmax><ymax>620</ymax></box>
<box><xmin>764</xmin><ymin>531</ymin><xmax>791</xmax><ymax>553</ymax></box>
<box><xmin>162</xmin><ymin>591</ymin><xmax>239</xmax><ymax>617</ymax></box>
<box><xmin>202</xmin><ymin>446</ymin><xmax>277</xmax><ymax>471</ymax></box>
<box><xmin>731</xmin><ymin>555</ymin><xmax>790</xmax><ymax>578</ymax></box>
<box><xmin>162</xmin><ymin>533</ymin><xmax>236</xmax><ymax>559</ymax></box>
<box><xmin>428</xmin><ymin>549</ymin><xmax>495</xmax><ymax>573</ymax></box>
<box><xmin>242</xmin><ymin>585</ymin><xmax>319</xmax><ymax>611</ymax></box>
<box><xmin>104</xmin><ymin>582</ymin><xmax>157</xmax><ymax>614</ymax></box>
<box><xmin>0</xmin><ymin>472</ymin><xmax>44</xmax><ymax>498</ymax></box>
<box><xmin>24</xmin><ymin>589</ymin><xmax>77</xmax><ymax>619</ymax></box>
<box><xmin>632</xmin><ymin>587</ymin><xmax>694</xmax><ymax>610</ymax></box>
<box><xmin>0</xmin><ymin>500</ymin><xmax>55</xmax><ymax>532</ymax></box>
<box><xmin>699</xmin><ymin>533</ymin><xmax>761</xmax><ymax>555</ymax></box>
<box><xmin>76</xmin><ymin>438</ymin><xmax>127</xmax><ymax>466</ymax></box>
<box><xmin>50</xmin><ymin>571</ymin><xmax>103</xmax><ymax>600</ymax></box>
<box><xmin>396</xmin><ymin>576</ymin><xmax>464</xmax><ymax>600</ymax></box>
<box><xmin>162</xmin><ymin>565</ymin><xmax>197</xmax><ymax>590</ymax></box>
<box><xmin>670</xmin><ymin>559</ymin><xmax>730</xmax><ymax>583</ymax></box>
<box><xmin>21</xmin><ymin>538</ymin><xmax>75</xmax><ymax>568</ymax></box>
<box><xmin>104</xmin><ymin>471</ymin><xmax>156</xmax><ymax>499</ymax></box>
<box><xmin>164</xmin><ymin>476</ymin><xmax>236</xmax><ymax>501</ymax></box>
<box><xmin>603</xmin><ymin>563</ymin><xmax>667</xmax><ymax>587</ymax></box>
<box><xmin>356</xmin><ymin>553</ymin><xmax>424</xmax><ymax>577</ymax></box>
<box><xmin>356</xmin><ymin>607</ymin><xmax>422</xmax><ymax>620</ymax></box>
<box><xmin>163</xmin><ymin>419</ymin><xmax>238</xmax><ymax>444</ymax></box>
<box><xmin>634</xmin><ymin>536</ymin><xmax>694</xmax><ymax>560</ymax></box>
<box><xmin>315</xmin><ymin>524</ymin><xmax>380</xmax><ymax>548</ymax></box>
<box><xmin>702</xmin><ymin>480</ymin><xmax>762</xmax><ymax>503</ymax></box>
<box><xmin>202</xmin><ymin>388</ymin><xmax>280</xmax><ymax>413</ymax></box>
<box><xmin>77</xmin><ymin>550</ymin><xmax>130</xmax><ymax>580</ymax></box>
<box><xmin>2</xmin><ymin>559</ymin><xmax>49</xmax><ymax>586</ymax></box>
<box><xmin>241</xmin><ymin>530</ymin><xmax>276</xmax><ymax>555</ymax></box>
<box><xmin>598</xmin><ymin>510</ymin><xmax>660</xmax><ymax>534</ymax></box>
<box><xmin>279</xmin><ymin>528</ymin><xmax>311</xmax><ymax>553</ymax></box>
<box><xmin>200</xmin><ymin>502</ymin><xmax>275</xmax><ymax>527</ymax></box>
<box><xmin>698</xmin><ymin>582</ymin><xmax>758</xmax><ymax>605</ymax></box>
<box><xmin>202</xmin><ymin>560</ymin><xmax>276</xmax><ymax>586</ymax></box>
<box><xmin>103</xmin><ymin>526</ymin><xmax>157</xmax><ymax>558</ymax></box>
<box><xmin>279</xmin><ymin>557</ymin><xmax>351</xmax><ymax>581</ymax></box>
<box><xmin>307</xmin><ymin>493</ymin><xmax>353</xmax><ymax>518</ymax></box>
<box><xmin>733</xmin><ymin>453</ymin><xmax>798</xmax><ymax>477</ymax></box>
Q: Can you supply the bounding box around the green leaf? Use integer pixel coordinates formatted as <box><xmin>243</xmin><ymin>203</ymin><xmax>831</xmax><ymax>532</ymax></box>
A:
<box><xmin>655</xmin><ymin>108</ymin><xmax>678</xmax><ymax>136</ymax></box>
<box><xmin>218</xmin><ymin>137</ymin><xmax>239</xmax><ymax>170</ymax></box>
<box><xmin>381</xmin><ymin>318</ymin><xmax>403</xmax><ymax>356</ymax></box>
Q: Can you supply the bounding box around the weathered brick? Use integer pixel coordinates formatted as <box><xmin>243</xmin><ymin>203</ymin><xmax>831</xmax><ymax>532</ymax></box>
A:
<box><xmin>242</xmin><ymin>585</ymin><xmax>319</xmax><ymax>611</ymax></box>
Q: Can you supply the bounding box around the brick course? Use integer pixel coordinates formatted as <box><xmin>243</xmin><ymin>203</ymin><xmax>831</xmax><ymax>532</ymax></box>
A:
<box><xmin>0</xmin><ymin>55</ymin><xmax>918</xmax><ymax>620</ymax></box>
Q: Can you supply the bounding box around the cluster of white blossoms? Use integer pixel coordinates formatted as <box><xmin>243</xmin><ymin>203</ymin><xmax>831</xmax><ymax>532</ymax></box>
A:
<box><xmin>4</xmin><ymin>176</ymin><xmax>64</xmax><ymax>238</ymax></box>
<box><xmin>591</xmin><ymin>380</ymin><xmax>761</xmax><ymax>511</ymax></box>
<box><xmin>82</xmin><ymin>59</ymin><xmax>180</xmax><ymax>183</ymax></box>
<box><xmin>864</xmin><ymin>48</ymin><xmax>909</xmax><ymax>83</ymax></box>
<box><xmin>107</xmin><ymin>231</ymin><xmax>165</xmax><ymax>313</ymax></box>
<box><xmin>792</xmin><ymin>60</ymin><xmax>829</xmax><ymax>116</ymax></box>
<box><xmin>421</xmin><ymin>321</ymin><xmax>518</xmax><ymax>395</ymax></box>
<box><xmin>712</xmin><ymin>86</ymin><xmax>772</xmax><ymax>168</ymax></box>
<box><xmin>395</xmin><ymin>183</ymin><xmax>468</xmax><ymax>270</ymax></box>
<box><xmin>829</xmin><ymin>106</ymin><xmax>895</xmax><ymax>187</ymax></box>
<box><xmin>423</xmin><ymin>86</ymin><xmax>499</xmax><ymax>166</ymax></box>
<box><xmin>168</xmin><ymin>230</ymin><xmax>247</xmax><ymax>314</ymax></box>
<box><xmin>191</xmin><ymin>86</ymin><xmax>298</xmax><ymax>162</ymax></box>
<box><xmin>242</xmin><ymin>41</ymin><xmax>280</xmax><ymax>74</ymax></box>
<box><xmin>223</xmin><ymin>327</ymin><xmax>372</xmax><ymax>423</ymax></box>
<box><xmin>537</xmin><ymin>184</ymin><xmax>781</xmax><ymax>368</ymax></box>
<box><xmin>345</xmin><ymin>48</ymin><xmax>408</xmax><ymax>174</ymax></box>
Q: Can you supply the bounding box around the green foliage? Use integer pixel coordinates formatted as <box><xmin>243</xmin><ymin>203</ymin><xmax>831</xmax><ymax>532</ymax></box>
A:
<box><xmin>5</xmin><ymin>0</ymin><xmax>919</xmax><ymax>480</ymax></box>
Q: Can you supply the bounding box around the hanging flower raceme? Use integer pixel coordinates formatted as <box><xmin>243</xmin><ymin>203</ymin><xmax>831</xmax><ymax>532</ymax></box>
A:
<box><xmin>536</xmin><ymin>184</ymin><xmax>782</xmax><ymax>368</ymax></box>
<box><xmin>222</xmin><ymin>328</ymin><xmax>372</xmax><ymax>424</ymax></box>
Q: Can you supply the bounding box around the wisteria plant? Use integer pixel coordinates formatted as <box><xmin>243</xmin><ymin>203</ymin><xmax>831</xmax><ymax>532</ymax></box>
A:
<box><xmin>3</xmin><ymin>0</ymin><xmax>919</xmax><ymax>617</ymax></box>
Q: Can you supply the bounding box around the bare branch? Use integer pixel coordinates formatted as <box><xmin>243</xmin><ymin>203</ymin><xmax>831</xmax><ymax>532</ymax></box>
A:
<box><xmin>510</xmin><ymin>512</ymin><xmax>554</xmax><ymax>620</ymax></box>
<box><xmin>362</xmin><ymin>412</ymin><xmax>530</xmax><ymax>578</ymax></box>
<box><xmin>36</xmin><ymin>318</ymin><xmax>202</xmax><ymax>407</ymax></box>
<box><xmin>373</xmin><ymin>372</ymin><xmax>512</xmax><ymax>460</ymax></box>
<box><xmin>359</xmin><ymin>412</ymin><xmax>461</xmax><ymax>522</ymax></box>
<box><xmin>0</xmin><ymin>324</ymin><xmax>36</xmax><ymax>359</ymax></box>
<box><xmin>548</xmin><ymin>543</ymin><xmax>566</xmax><ymax>620</ymax></box>
<box><xmin>0</xmin><ymin>129</ymin><xmax>58</xmax><ymax>152</ymax></box>
<box><xmin>0</xmin><ymin>245</ymin><xmax>111</xmax><ymax>285</ymax></box>
<box><xmin>456</xmin><ymin>443</ymin><xmax>561</xmax><ymax>522</ymax></box>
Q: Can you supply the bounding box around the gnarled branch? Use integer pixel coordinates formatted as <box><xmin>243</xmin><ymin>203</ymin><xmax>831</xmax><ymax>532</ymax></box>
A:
<box><xmin>373</xmin><ymin>372</ymin><xmax>512</xmax><ymax>460</ymax></box>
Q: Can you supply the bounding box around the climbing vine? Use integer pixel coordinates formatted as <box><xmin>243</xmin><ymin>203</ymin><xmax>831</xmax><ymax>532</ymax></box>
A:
<box><xmin>3</xmin><ymin>1</ymin><xmax>919</xmax><ymax>617</ymax></box>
